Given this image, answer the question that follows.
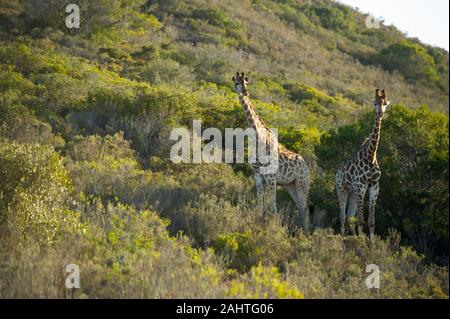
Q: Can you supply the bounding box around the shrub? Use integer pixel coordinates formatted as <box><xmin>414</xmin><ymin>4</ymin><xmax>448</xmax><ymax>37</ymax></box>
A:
<box><xmin>174</xmin><ymin>164</ymin><xmax>253</xmax><ymax>207</ymax></box>
<box><xmin>0</xmin><ymin>202</ymin><xmax>229</xmax><ymax>298</ymax></box>
<box><xmin>157</xmin><ymin>164</ymin><xmax>253</xmax><ymax>240</ymax></box>
<box><xmin>173</xmin><ymin>194</ymin><xmax>243</xmax><ymax>246</ymax></box>
<box><xmin>0</xmin><ymin>104</ymin><xmax>64</xmax><ymax>147</ymax></box>
<box><xmin>214</xmin><ymin>215</ymin><xmax>294</xmax><ymax>272</ymax></box>
<box><xmin>226</xmin><ymin>264</ymin><xmax>304</xmax><ymax>299</ymax></box>
<box><xmin>373</xmin><ymin>40</ymin><xmax>440</xmax><ymax>84</ymax></box>
<box><xmin>139</xmin><ymin>58</ymin><xmax>196</xmax><ymax>85</ymax></box>
<box><xmin>65</xmin><ymin>132</ymin><xmax>134</xmax><ymax>162</ymax></box>
<box><xmin>285</xmin><ymin>229</ymin><xmax>449</xmax><ymax>299</ymax></box>
<box><xmin>0</xmin><ymin>139</ymin><xmax>78</xmax><ymax>246</ymax></box>
<box><xmin>67</xmin><ymin>149</ymin><xmax>175</xmax><ymax>210</ymax></box>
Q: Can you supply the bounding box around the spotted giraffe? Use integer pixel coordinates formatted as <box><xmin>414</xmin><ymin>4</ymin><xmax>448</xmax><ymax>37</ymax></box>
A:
<box><xmin>336</xmin><ymin>89</ymin><xmax>391</xmax><ymax>238</ymax></box>
<box><xmin>232</xmin><ymin>72</ymin><xmax>310</xmax><ymax>231</ymax></box>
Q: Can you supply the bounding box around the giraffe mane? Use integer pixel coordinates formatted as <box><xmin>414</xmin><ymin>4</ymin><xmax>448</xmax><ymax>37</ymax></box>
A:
<box><xmin>244</xmin><ymin>97</ymin><xmax>273</xmax><ymax>132</ymax></box>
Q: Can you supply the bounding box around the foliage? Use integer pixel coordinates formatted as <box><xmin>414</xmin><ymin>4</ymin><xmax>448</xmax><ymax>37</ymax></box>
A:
<box><xmin>0</xmin><ymin>202</ymin><xmax>229</xmax><ymax>298</ymax></box>
<box><xmin>373</xmin><ymin>40</ymin><xmax>441</xmax><ymax>85</ymax></box>
<box><xmin>227</xmin><ymin>263</ymin><xmax>304</xmax><ymax>299</ymax></box>
<box><xmin>0</xmin><ymin>0</ymin><xmax>448</xmax><ymax>299</ymax></box>
<box><xmin>0</xmin><ymin>139</ymin><xmax>79</xmax><ymax>246</ymax></box>
<box><xmin>286</xmin><ymin>229</ymin><xmax>448</xmax><ymax>299</ymax></box>
<box><xmin>214</xmin><ymin>215</ymin><xmax>294</xmax><ymax>272</ymax></box>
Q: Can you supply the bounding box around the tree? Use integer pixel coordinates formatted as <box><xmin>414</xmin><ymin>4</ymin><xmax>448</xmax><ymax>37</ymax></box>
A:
<box><xmin>373</xmin><ymin>40</ymin><xmax>440</xmax><ymax>85</ymax></box>
<box><xmin>19</xmin><ymin>0</ymin><xmax>156</xmax><ymax>35</ymax></box>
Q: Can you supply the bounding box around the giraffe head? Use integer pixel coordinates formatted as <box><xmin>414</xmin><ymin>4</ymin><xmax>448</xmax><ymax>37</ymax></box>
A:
<box><xmin>373</xmin><ymin>89</ymin><xmax>391</xmax><ymax>117</ymax></box>
<box><xmin>232</xmin><ymin>72</ymin><xmax>249</xmax><ymax>96</ymax></box>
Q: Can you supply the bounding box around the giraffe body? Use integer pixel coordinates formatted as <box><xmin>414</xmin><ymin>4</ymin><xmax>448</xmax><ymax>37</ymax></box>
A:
<box><xmin>336</xmin><ymin>89</ymin><xmax>390</xmax><ymax>238</ymax></box>
<box><xmin>335</xmin><ymin>141</ymin><xmax>381</xmax><ymax>236</ymax></box>
<box><xmin>233</xmin><ymin>73</ymin><xmax>310</xmax><ymax>231</ymax></box>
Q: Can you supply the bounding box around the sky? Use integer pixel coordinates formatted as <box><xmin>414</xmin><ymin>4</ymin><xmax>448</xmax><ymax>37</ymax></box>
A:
<box><xmin>336</xmin><ymin>0</ymin><xmax>449</xmax><ymax>50</ymax></box>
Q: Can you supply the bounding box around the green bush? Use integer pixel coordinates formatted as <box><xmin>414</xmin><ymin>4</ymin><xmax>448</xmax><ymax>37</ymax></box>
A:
<box><xmin>157</xmin><ymin>164</ymin><xmax>253</xmax><ymax>239</ymax></box>
<box><xmin>174</xmin><ymin>194</ymin><xmax>243</xmax><ymax>246</ymax></box>
<box><xmin>67</xmin><ymin>143</ymin><xmax>173</xmax><ymax>210</ymax></box>
<box><xmin>286</xmin><ymin>229</ymin><xmax>448</xmax><ymax>299</ymax></box>
<box><xmin>139</xmin><ymin>58</ymin><xmax>195</xmax><ymax>85</ymax></box>
<box><xmin>0</xmin><ymin>202</ymin><xmax>229</xmax><ymax>298</ymax></box>
<box><xmin>226</xmin><ymin>263</ymin><xmax>304</xmax><ymax>299</ymax></box>
<box><xmin>0</xmin><ymin>104</ymin><xmax>64</xmax><ymax>147</ymax></box>
<box><xmin>373</xmin><ymin>40</ymin><xmax>440</xmax><ymax>84</ymax></box>
<box><xmin>0</xmin><ymin>139</ymin><xmax>78</xmax><ymax>246</ymax></box>
<box><xmin>65</xmin><ymin>132</ymin><xmax>134</xmax><ymax>162</ymax></box>
<box><xmin>214</xmin><ymin>215</ymin><xmax>294</xmax><ymax>272</ymax></box>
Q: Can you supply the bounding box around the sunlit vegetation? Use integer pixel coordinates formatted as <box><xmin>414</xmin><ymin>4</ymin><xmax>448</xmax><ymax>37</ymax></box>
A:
<box><xmin>0</xmin><ymin>0</ymin><xmax>448</xmax><ymax>298</ymax></box>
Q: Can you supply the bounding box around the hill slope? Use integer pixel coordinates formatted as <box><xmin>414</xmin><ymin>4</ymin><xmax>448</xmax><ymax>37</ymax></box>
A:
<box><xmin>0</xmin><ymin>0</ymin><xmax>448</xmax><ymax>298</ymax></box>
<box><xmin>1</xmin><ymin>0</ymin><xmax>448</xmax><ymax>118</ymax></box>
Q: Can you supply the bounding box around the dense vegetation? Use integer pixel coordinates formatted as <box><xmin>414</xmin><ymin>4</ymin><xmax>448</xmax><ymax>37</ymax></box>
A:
<box><xmin>0</xmin><ymin>0</ymin><xmax>448</xmax><ymax>298</ymax></box>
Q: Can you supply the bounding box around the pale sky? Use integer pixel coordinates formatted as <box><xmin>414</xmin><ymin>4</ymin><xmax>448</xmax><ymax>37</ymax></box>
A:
<box><xmin>336</xmin><ymin>0</ymin><xmax>449</xmax><ymax>50</ymax></box>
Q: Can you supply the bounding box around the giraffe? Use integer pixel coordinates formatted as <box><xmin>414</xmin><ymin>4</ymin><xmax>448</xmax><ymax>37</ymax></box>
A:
<box><xmin>335</xmin><ymin>89</ymin><xmax>391</xmax><ymax>238</ymax></box>
<box><xmin>232</xmin><ymin>72</ymin><xmax>310</xmax><ymax>231</ymax></box>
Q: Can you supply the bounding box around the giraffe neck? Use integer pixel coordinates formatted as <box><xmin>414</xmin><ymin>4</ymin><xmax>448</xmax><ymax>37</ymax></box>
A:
<box><xmin>363</xmin><ymin>115</ymin><xmax>383</xmax><ymax>163</ymax></box>
<box><xmin>239</xmin><ymin>94</ymin><xmax>270</xmax><ymax>135</ymax></box>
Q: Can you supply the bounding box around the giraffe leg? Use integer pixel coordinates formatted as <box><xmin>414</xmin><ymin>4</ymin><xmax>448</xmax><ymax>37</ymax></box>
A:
<box><xmin>355</xmin><ymin>185</ymin><xmax>368</xmax><ymax>236</ymax></box>
<box><xmin>284</xmin><ymin>183</ymin><xmax>297</xmax><ymax>232</ymax></box>
<box><xmin>336</xmin><ymin>186</ymin><xmax>348</xmax><ymax>236</ymax></box>
<box><xmin>346</xmin><ymin>192</ymin><xmax>358</xmax><ymax>235</ymax></box>
<box><xmin>285</xmin><ymin>182</ymin><xmax>308</xmax><ymax>233</ymax></box>
<box><xmin>265</xmin><ymin>175</ymin><xmax>277</xmax><ymax>216</ymax></box>
<box><xmin>255</xmin><ymin>173</ymin><xmax>265</xmax><ymax>217</ymax></box>
<box><xmin>368</xmin><ymin>183</ymin><xmax>379</xmax><ymax>240</ymax></box>
<box><xmin>295</xmin><ymin>179</ymin><xmax>310</xmax><ymax>233</ymax></box>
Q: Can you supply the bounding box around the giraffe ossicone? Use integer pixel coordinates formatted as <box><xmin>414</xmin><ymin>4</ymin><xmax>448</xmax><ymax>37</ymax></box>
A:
<box><xmin>232</xmin><ymin>72</ymin><xmax>311</xmax><ymax>232</ymax></box>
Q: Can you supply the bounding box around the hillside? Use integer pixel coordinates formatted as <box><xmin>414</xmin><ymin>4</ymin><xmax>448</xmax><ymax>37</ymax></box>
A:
<box><xmin>0</xmin><ymin>0</ymin><xmax>448</xmax><ymax>298</ymax></box>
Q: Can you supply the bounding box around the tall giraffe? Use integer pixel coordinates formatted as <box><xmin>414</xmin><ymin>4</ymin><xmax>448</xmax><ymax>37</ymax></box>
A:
<box><xmin>335</xmin><ymin>89</ymin><xmax>391</xmax><ymax>238</ymax></box>
<box><xmin>232</xmin><ymin>72</ymin><xmax>310</xmax><ymax>231</ymax></box>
